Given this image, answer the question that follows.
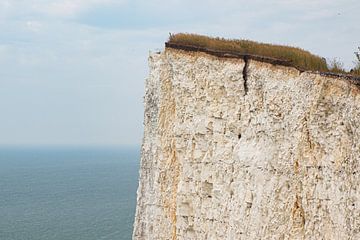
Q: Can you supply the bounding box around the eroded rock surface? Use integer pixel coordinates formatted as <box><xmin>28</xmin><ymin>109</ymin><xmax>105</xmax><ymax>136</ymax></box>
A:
<box><xmin>133</xmin><ymin>48</ymin><xmax>360</xmax><ymax>240</ymax></box>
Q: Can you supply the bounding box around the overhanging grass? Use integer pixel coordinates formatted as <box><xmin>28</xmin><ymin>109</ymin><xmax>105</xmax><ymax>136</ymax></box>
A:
<box><xmin>167</xmin><ymin>33</ymin><xmax>359</xmax><ymax>77</ymax></box>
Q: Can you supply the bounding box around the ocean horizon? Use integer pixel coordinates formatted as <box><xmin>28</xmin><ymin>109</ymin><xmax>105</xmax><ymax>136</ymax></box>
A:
<box><xmin>0</xmin><ymin>146</ymin><xmax>140</xmax><ymax>240</ymax></box>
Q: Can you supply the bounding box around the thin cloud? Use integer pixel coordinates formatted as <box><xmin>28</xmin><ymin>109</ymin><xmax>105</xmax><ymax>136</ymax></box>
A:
<box><xmin>0</xmin><ymin>0</ymin><xmax>125</xmax><ymax>19</ymax></box>
<box><xmin>32</xmin><ymin>0</ymin><xmax>124</xmax><ymax>17</ymax></box>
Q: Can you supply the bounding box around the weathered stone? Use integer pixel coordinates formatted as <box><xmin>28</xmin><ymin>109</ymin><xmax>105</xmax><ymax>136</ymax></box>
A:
<box><xmin>133</xmin><ymin>48</ymin><xmax>360</xmax><ymax>240</ymax></box>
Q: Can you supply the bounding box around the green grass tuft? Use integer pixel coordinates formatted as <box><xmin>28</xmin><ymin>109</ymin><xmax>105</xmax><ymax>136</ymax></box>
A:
<box><xmin>328</xmin><ymin>58</ymin><xmax>346</xmax><ymax>74</ymax></box>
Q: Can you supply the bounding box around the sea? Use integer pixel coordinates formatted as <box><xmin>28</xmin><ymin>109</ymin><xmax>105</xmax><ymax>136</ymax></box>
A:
<box><xmin>0</xmin><ymin>147</ymin><xmax>140</xmax><ymax>240</ymax></box>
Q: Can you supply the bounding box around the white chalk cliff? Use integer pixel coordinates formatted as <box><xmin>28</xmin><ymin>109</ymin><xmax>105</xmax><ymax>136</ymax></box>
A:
<box><xmin>133</xmin><ymin>47</ymin><xmax>360</xmax><ymax>240</ymax></box>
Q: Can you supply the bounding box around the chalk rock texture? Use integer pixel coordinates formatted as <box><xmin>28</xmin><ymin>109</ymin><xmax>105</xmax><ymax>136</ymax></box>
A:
<box><xmin>133</xmin><ymin>48</ymin><xmax>360</xmax><ymax>240</ymax></box>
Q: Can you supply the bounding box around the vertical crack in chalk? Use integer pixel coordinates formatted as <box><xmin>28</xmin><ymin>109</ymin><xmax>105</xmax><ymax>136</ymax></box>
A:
<box><xmin>243</xmin><ymin>56</ymin><xmax>249</xmax><ymax>95</ymax></box>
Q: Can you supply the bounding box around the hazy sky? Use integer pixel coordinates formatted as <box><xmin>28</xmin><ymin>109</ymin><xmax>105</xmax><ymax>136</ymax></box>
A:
<box><xmin>0</xmin><ymin>0</ymin><xmax>359</xmax><ymax>147</ymax></box>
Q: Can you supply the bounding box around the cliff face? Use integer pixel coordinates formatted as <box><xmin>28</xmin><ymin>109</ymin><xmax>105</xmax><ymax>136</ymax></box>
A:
<box><xmin>133</xmin><ymin>48</ymin><xmax>360</xmax><ymax>240</ymax></box>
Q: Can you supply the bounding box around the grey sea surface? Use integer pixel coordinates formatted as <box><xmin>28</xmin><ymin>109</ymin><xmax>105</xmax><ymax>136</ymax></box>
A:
<box><xmin>0</xmin><ymin>147</ymin><xmax>140</xmax><ymax>240</ymax></box>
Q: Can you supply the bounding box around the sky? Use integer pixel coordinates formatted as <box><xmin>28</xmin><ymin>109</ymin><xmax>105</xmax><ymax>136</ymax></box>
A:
<box><xmin>0</xmin><ymin>0</ymin><xmax>359</xmax><ymax>147</ymax></box>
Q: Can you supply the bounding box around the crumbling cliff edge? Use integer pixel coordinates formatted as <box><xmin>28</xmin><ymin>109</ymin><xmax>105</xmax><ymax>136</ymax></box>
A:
<box><xmin>133</xmin><ymin>44</ymin><xmax>360</xmax><ymax>240</ymax></box>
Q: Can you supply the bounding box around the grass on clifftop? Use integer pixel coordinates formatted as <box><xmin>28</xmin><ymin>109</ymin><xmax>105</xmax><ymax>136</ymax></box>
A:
<box><xmin>168</xmin><ymin>33</ymin><xmax>359</xmax><ymax>77</ymax></box>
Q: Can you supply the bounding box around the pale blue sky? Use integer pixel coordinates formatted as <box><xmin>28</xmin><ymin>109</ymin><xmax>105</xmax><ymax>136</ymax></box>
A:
<box><xmin>0</xmin><ymin>0</ymin><xmax>359</xmax><ymax>147</ymax></box>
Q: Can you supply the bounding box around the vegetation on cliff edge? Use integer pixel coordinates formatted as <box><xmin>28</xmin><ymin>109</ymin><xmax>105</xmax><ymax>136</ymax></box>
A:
<box><xmin>168</xmin><ymin>33</ymin><xmax>360</xmax><ymax>77</ymax></box>
<box><xmin>352</xmin><ymin>47</ymin><xmax>360</xmax><ymax>75</ymax></box>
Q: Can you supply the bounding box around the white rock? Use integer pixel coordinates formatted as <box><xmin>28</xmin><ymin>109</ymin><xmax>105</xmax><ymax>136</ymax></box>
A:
<box><xmin>133</xmin><ymin>49</ymin><xmax>360</xmax><ymax>240</ymax></box>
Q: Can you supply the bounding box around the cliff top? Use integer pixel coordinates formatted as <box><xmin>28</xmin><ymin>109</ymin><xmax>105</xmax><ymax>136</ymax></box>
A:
<box><xmin>166</xmin><ymin>33</ymin><xmax>360</xmax><ymax>79</ymax></box>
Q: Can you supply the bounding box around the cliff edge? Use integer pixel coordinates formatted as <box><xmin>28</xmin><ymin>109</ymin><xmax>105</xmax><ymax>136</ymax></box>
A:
<box><xmin>133</xmin><ymin>45</ymin><xmax>360</xmax><ymax>239</ymax></box>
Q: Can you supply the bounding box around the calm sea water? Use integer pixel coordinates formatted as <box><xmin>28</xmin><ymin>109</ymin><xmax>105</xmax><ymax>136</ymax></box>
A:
<box><xmin>0</xmin><ymin>147</ymin><xmax>140</xmax><ymax>240</ymax></box>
